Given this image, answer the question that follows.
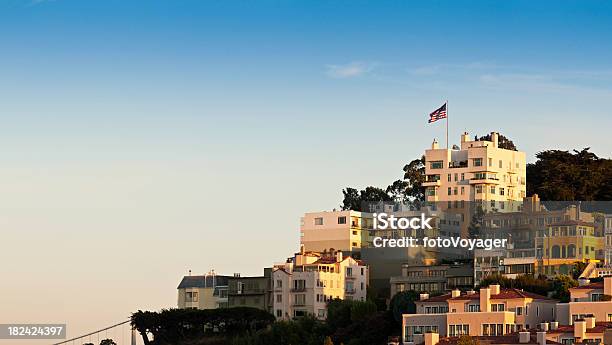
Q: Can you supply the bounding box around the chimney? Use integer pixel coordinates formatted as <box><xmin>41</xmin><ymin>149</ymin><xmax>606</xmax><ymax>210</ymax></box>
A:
<box><xmin>490</xmin><ymin>284</ymin><xmax>500</xmax><ymax>295</ymax></box>
<box><xmin>585</xmin><ymin>316</ymin><xmax>596</xmax><ymax>329</ymax></box>
<box><xmin>540</xmin><ymin>323</ymin><xmax>549</xmax><ymax>331</ymax></box>
<box><xmin>432</xmin><ymin>139</ymin><xmax>439</xmax><ymax>149</ymax></box>
<box><xmin>451</xmin><ymin>289</ymin><xmax>461</xmax><ymax>298</ymax></box>
<box><xmin>420</xmin><ymin>293</ymin><xmax>430</xmax><ymax>301</ymax></box>
<box><xmin>519</xmin><ymin>332</ymin><xmax>531</xmax><ymax>343</ymax></box>
<box><xmin>461</xmin><ymin>132</ymin><xmax>470</xmax><ymax>143</ymax></box>
<box><xmin>574</xmin><ymin>320</ymin><xmax>586</xmax><ymax>340</ymax></box>
<box><xmin>550</xmin><ymin>322</ymin><xmax>558</xmax><ymax>330</ymax></box>
<box><xmin>604</xmin><ymin>276</ymin><xmax>612</xmax><ymax>296</ymax></box>
<box><xmin>480</xmin><ymin>287</ymin><xmax>491</xmax><ymax>312</ymax></box>
<box><xmin>424</xmin><ymin>332</ymin><xmax>439</xmax><ymax>345</ymax></box>
<box><xmin>336</xmin><ymin>251</ymin><xmax>343</xmax><ymax>262</ymax></box>
<box><xmin>537</xmin><ymin>332</ymin><xmax>546</xmax><ymax>345</ymax></box>
<box><xmin>576</xmin><ymin>201</ymin><xmax>581</xmax><ymax>220</ymax></box>
<box><xmin>491</xmin><ymin>132</ymin><xmax>499</xmax><ymax>148</ymax></box>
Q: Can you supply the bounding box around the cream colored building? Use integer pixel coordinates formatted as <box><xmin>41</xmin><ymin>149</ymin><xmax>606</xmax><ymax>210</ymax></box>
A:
<box><xmin>300</xmin><ymin>210</ymin><xmax>372</xmax><ymax>253</ymax></box>
<box><xmin>555</xmin><ymin>276</ymin><xmax>612</xmax><ymax>325</ymax></box>
<box><xmin>402</xmin><ymin>284</ymin><xmax>557</xmax><ymax>343</ymax></box>
<box><xmin>272</xmin><ymin>250</ymin><xmax>368</xmax><ymax>320</ymax></box>
<box><xmin>423</xmin><ymin>131</ymin><xmax>526</xmax><ymax>215</ymax></box>
<box><xmin>177</xmin><ymin>272</ymin><xmax>229</xmax><ymax>309</ymax></box>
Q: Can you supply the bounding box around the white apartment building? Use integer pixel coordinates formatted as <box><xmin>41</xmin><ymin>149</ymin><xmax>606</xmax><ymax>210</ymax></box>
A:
<box><xmin>423</xmin><ymin>131</ymin><xmax>527</xmax><ymax>213</ymax></box>
<box><xmin>272</xmin><ymin>250</ymin><xmax>368</xmax><ymax>320</ymax></box>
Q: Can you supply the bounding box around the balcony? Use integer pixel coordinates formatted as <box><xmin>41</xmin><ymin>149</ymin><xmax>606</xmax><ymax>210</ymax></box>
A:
<box><xmin>229</xmin><ymin>288</ymin><xmax>267</xmax><ymax>295</ymax></box>
<box><xmin>345</xmin><ymin>274</ymin><xmax>356</xmax><ymax>280</ymax></box>
<box><xmin>422</xmin><ymin>180</ymin><xmax>441</xmax><ymax>187</ymax></box>
<box><xmin>469</xmin><ymin>177</ymin><xmax>500</xmax><ymax>185</ymax></box>
<box><xmin>345</xmin><ymin>288</ymin><xmax>356</xmax><ymax>294</ymax></box>
<box><xmin>290</xmin><ymin>286</ymin><xmax>306</xmax><ymax>292</ymax></box>
<box><xmin>292</xmin><ymin>301</ymin><xmax>306</xmax><ymax>307</ymax></box>
<box><xmin>449</xmin><ymin>160</ymin><xmax>468</xmax><ymax>169</ymax></box>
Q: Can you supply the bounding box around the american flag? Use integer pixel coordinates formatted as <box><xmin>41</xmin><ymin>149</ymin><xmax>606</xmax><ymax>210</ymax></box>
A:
<box><xmin>428</xmin><ymin>103</ymin><xmax>447</xmax><ymax>123</ymax></box>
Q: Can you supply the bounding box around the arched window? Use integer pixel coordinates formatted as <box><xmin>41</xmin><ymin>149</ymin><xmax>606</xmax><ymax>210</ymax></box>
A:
<box><xmin>568</xmin><ymin>244</ymin><xmax>576</xmax><ymax>258</ymax></box>
<box><xmin>551</xmin><ymin>245</ymin><xmax>561</xmax><ymax>259</ymax></box>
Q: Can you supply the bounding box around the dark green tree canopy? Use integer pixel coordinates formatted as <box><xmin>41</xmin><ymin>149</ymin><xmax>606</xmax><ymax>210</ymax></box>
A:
<box><xmin>527</xmin><ymin>148</ymin><xmax>611</xmax><ymax>201</ymax></box>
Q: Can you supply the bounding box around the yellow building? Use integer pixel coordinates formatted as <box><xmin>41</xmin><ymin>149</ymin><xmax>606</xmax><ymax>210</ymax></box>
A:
<box><xmin>177</xmin><ymin>272</ymin><xmax>229</xmax><ymax>309</ymax></box>
<box><xmin>535</xmin><ymin>221</ymin><xmax>604</xmax><ymax>275</ymax></box>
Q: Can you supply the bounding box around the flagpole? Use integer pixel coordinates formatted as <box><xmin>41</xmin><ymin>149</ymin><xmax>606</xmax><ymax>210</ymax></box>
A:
<box><xmin>446</xmin><ymin>99</ymin><xmax>449</xmax><ymax>149</ymax></box>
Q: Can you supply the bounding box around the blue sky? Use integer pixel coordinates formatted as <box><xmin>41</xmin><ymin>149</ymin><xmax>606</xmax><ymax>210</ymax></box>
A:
<box><xmin>0</xmin><ymin>0</ymin><xmax>611</xmax><ymax>342</ymax></box>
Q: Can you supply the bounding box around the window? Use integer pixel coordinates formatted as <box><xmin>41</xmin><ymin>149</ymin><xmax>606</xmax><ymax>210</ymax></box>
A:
<box><xmin>185</xmin><ymin>291</ymin><xmax>198</xmax><ymax>302</ymax></box>
<box><xmin>276</xmin><ymin>309</ymin><xmax>282</xmax><ymax>317</ymax></box>
<box><xmin>338</xmin><ymin>216</ymin><xmax>346</xmax><ymax>224</ymax></box>
<box><xmin>488</xmin><ymin>158</ymin><xmax>493</xmax><ymax>166</ymax></box>
<box><xmin>346</xmin><ymin>267</ymin><xmax>353</xmax><ymax>277</ymax></box>
<box><xmin>454</xmin><ymin>187</ymin><xmax>458</xmax><ymax>195</ymax></box>
<box><xmin>448</xmin><ymin>174</ymin><xmax>451</xmax><ymax>182</ymax></box>
<box><xmin>468</xmin><ymin>304</ymin><xmax>480</xmax><ymax>312</ymax></box>
<box><xmin>430</xmin><ymin>161</ymin><xmax>443</xmax><ymax>169</ymax></box>
<box><xmin>476</xmin><ymin>185</ymin><xmax>483</xmax><ymax>194</ymax></box>
<box><xmin>461</xmin><ymin>186</ymin><xmax>465</xmax><ymax>195</ymax></box>
<box><xmin>317</xmin><ymin>309</ymin><xmax>325</xmax><ymax>318</ymax></box>
<box><xmin>314</xmin><ymin>217</ymin><xmax>323</xmax><ymax>225</ymax></box>
<box><xmin>276</xmin><ymin>294</ymin><xmax>282</xmax><ymax>303</ymax></box>
<box><xmin>361</xmin><ymin>268</ymin><xmax>364</xmax><ymax>275</ymax></box>
<box><xmin>500</xmin><ymin>188</ymin><xmax>505</xmax><ymax>196</ymax></box>
<box><xmin>454</xmin><ymin>173</ymin><xmax>458</xmax><ymax>181</ymax></box>
<box><xmin>448</xmin><ymin>187</ymin><xmax>452</xmax><ymax>196</ymax></box>
<box><xmin>516</xmin><ymin>306</ymin><xmax>523</xmax><ymax>315</ymax></box>
<box><xmin>276</xmin><ymin>280</ymin><xmax>282</xmax><ymax>288</ymax></box>
<box><xmin>499</xmin><ymin>160</ymin><xmax>503</xmax><ymax>168</ymax></box>
<box><xmin>473</xmin><ymin>158</ymin><xmax>483</xmax><ymax>167</ymax></box>
<box><xmin>490</xmin><ymin>186</ymin><xmax>496</xmax><ymax>194</ymax></box>
<box><xmin>461</xmin><ymin>173</ymin><xmax>465</xmax><ymax>180</ymax></box>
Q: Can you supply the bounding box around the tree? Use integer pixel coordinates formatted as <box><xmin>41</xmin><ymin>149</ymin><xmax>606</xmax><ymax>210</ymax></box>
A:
<box><xmin>386</xmin><ymin>180</ymin><xmax>410</xmax><ymax>204</ymax></box>
<box><xmin>570</xmin><ymin>262</ymin><xmax>588</xmax><ymax>280</ymax></box>
<box><xmin>527</xmin><ymin>148</ymin><xmax>612</xmax><ymax>201</ymax></box>
<box><xmin>477</xmin><ymin>133</ymin><xmax>517</xmax><ymax>151</ymax></box>
<box><xmin>100</xmin><ymin>340</ymin><xmax>116</xmax><ymax>345</ymax></box>
<box><xmin>349</xmin><ymin>300</ymin><xmax>377</xmax><ymax>322</ymax></box>
<box><xmin>551</xmin><ymin>275</ymin><xmax>578</xmax><ymax>302</ymax></box>
<box><xmin>457</xmin><ymin>335</ymin><xmax>480</xmax><ymax>345</ymax></box>
<box><xmin>341</xmin><ymin>188</ymin><xmax>361</xmax><ymax>211</ymax></box>
<box><xmin>402</xmin><ymin>156</ymin><xmax>426</xmax><ymax>203</ymax></box>
<box><xmin>389</xmin><ymin>290</ymin><xmax>419</xmax><ymax>324</ymax></box>
<box><xmin>468</xmin><ymin>204</ymin><xmax>485</xmax><ymax>239</ymax></box>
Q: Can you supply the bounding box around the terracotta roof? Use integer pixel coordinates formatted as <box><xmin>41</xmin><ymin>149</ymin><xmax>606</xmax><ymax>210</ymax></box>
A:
<box><xmin>422</xmin><ymin>288</ymin><xmax>554</xmax><ymax>302</ymax></box>
<box><xmin>571</xmin><ymin>282</ymin><xmax>604</xmax><ymax>290</ymax></box>
<box><xmin>547</xmin><ymin>322</ymin><xmax>612</xmax><ymax>334</ymax></box>
<box><xmin>436</xmin><ymin>334</ymin><xmax>563</xmax><ymax>345</ymax></box>
<box><xmin>420</xmin><ymin>293</ymin><xmax>453</xmax><ymax>302</ymax></box>
<box><xmin>549</xmin><ymin>220</ymin><xmax>595</xmax><ymax>227</ymax></box>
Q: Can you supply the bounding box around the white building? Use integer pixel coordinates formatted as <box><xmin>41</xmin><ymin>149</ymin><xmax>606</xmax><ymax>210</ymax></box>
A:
<box><xmin>272</xmin><ymin>250</ymin><xmax>368</xmax><ymax>320</ymax></box>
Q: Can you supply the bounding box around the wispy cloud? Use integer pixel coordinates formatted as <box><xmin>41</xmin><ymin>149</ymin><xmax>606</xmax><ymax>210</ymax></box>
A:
<box><xmin>28</xmin><ymin>0</ymin><xmax>56</xmax><ymax>6</ymax></box>
<box><xmin>325</xmin><ymin>61</ymin><xmax>372</xmax><ymax>79</ymax></box>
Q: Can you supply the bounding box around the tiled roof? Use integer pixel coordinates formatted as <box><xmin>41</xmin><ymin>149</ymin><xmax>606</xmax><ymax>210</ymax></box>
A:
<box><xmin>436</xmin><ymin>334</ymin><xmax>563</xmax><ymax>345</ymax></box>
<box><xmin>549</xmin><ymin>220</ymin><xmax>595</xmax><ymax>227</ymax></box>
<box><xmin>421</xmin><ymin>288</ymin><xmax>554</xmax><ymax>302</ymax></box>
<box><xmin>547</xmin><ymin>322</ymin><xmax>612</xmax><ymax>334</ymax></box>
<box><xmin>571</xmin><ymin>282</ymin><xmax>604</xmax><ymax>290</ymax></box>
